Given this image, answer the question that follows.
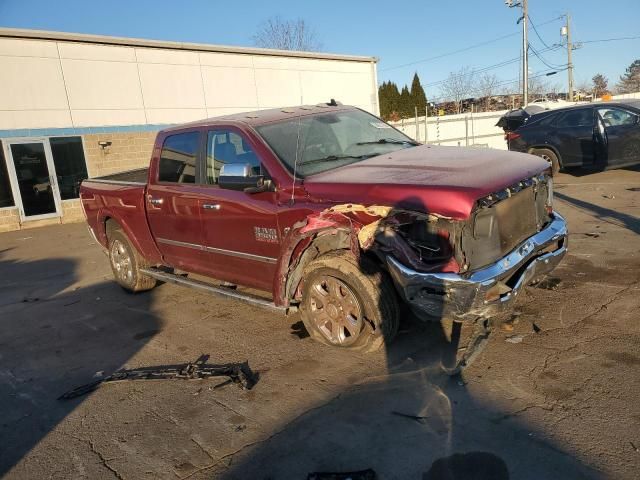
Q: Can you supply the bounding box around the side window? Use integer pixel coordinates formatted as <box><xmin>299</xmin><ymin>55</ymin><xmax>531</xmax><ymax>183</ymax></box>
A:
<box><xmin>597</xmin><ymin>107</ymin><xmax>638</xmax><ymax>127</ymax></box>
<box><xmin>158</xmin><ymin>131</ymin><xmax>199</xmax><ymax>183</ymax></box>
<box><xmin>206</xmin><ymin>130</ymin><xmax>261</xmax><ymax>184</ymax></box>
<box><xmin>556</xmin><ymin>109</ymin><xmax>594</xmax><ymax>128</ymax></box>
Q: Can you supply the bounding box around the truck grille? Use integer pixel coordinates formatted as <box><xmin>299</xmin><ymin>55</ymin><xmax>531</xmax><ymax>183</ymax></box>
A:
<box><xmin>465</xmin><ymin>174</ymin><xmax>552</xmax><ymax>271</ymax></box>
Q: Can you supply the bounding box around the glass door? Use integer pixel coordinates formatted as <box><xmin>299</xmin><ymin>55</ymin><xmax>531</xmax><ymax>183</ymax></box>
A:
<box><xmin>4</xmin><ymin>139</ymin><xmax>61</xmax><ymax>221</ymax></box>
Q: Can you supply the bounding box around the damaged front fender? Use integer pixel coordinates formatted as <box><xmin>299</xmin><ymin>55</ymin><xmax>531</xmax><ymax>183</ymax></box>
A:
<box><xmin>273</xmin><ymin>203</ymin><xmax>461</xmax><ymax>307</ymax></box>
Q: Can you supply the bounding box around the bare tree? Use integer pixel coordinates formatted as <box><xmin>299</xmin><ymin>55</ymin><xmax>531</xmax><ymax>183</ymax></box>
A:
<box><xmin>439</xmin><ymin>67</ymin><xmax>476</xmax><ymax>114</ymax></box>
<box><xmin>253</xmin><ymin>16</ymin><xmax>322</xmax><ymax>51</ymax></box>
<box><xmin>528</xmin><ymin>76</ymin><xmax>549</xmax><ymax>102</ymax></box>
<box><xmin>477</xmin><ymin>73</ymin><xmax>499</xmax><ymax>111</ymax></box>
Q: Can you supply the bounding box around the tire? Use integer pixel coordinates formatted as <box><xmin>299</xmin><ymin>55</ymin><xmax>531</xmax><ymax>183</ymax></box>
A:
<box><xmin>108</xmin><ymin>228</ymin><xmax>156</xmax><ymax>292</ymax></box>
<box><xmin>531</xmin><ymin>148</ymin><xmax>561</xmax><ymax>175</ymax></box>
<box><xmin>300</xmin><ymin>252</ymin><xmax>400</xmax><ymax>352</ymax></box>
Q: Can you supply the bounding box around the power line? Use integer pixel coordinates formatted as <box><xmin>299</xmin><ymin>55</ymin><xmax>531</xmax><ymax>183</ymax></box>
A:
<box><xmin>421</xmin><ymin>44</ymin><xmax>561</xmax><ymax>89</ymax></box>
<box><xmin>381</xmin><ymin>16</ymin><xmax>563</xmax><ymax>72</ymax></box>
<box><xmin>527</xmin><ymin>14</ymin><xmax>553</xmax><ymax>50</ymax></box>
<box><xmin>529</xmin><ymin>44</ymin><xmax>566</xmax><ymax>70</ymax></box>
<box><xmin>578</xmin><ymin>35</ymin><xmax>640</xmax><ymax>44</ymax></box>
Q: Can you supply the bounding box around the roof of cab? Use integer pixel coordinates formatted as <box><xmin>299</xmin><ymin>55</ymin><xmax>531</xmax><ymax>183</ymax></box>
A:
<box><xmin>161</xmin><ymin>103</ymin><xmax>356</xmax><ymax>133</ymax></box>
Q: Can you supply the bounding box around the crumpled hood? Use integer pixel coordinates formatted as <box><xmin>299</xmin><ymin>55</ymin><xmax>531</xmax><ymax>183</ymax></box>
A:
<box><xmin>303</xmin><ymin>145</ymin><xmax>550</xmax><ymax>219</ymax></box>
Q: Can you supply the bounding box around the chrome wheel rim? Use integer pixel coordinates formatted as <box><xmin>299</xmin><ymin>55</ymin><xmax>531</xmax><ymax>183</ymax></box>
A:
<box><xmin>110</xmin><ymin>239</ymin><xmax>133</xmax><ymax>285</ymax></box>
<box><xmin>308</xmin><ymin>275</ymin><xmax>363</xmax><ymax>346</ymax></box>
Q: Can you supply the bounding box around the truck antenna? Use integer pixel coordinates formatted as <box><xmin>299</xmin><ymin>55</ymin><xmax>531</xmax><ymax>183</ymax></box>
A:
<box><xmin>290</xmin><ymin>109</ymin><xmax>303</xmax><ymax>205</ymax></box>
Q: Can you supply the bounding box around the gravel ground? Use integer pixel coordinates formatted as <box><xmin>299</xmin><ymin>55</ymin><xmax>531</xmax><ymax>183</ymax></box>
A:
<box><xmin>0</xmin><ymin>166</ymin><xmax>639</xmax><ymax>480</ymax></box>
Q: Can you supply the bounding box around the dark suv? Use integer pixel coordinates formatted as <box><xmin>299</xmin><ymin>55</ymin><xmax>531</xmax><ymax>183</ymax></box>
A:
<box><xmin>506</xmin><ymin>101</ymin><xmax>640</xmax><ymax>174</ymax></box>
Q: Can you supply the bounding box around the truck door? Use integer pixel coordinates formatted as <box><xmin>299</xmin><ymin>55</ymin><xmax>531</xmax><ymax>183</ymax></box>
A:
<box><xmin>146</xmin><ymin>130</ymin><xmax>205</xmax><ymax>272</ymax></box>
<box><xmin>196</xmin><ymin>128</ymin><xmax>280</xmax><ymax>293</ymax></box>
<box><xmin>553</xmin><ymin>108</ymin><xmax>596</xmax><ymax>167</ymax></box>
<box><xmin>596</xmin><ymin>107</ymin><xmax>640</xmax><ymax>169</ymax></box>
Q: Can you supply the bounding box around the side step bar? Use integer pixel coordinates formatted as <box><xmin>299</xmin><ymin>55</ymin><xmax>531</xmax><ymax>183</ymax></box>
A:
<box><xmin>140</xmin><ymin>268</ymin><xmax>288</xmax><ymax>313</ymax></box>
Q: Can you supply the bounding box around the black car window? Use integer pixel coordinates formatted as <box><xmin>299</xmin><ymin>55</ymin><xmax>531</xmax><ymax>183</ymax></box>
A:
<box><xmin>206</xmin><ymin>130</ymin><xmax>261</xmax><ymax>184</ymax></box>
<box><xmin>528</xmin><ymin>113</ymin><xmax>557</xmax><ymax>127</ymax></box>
<box><xmin>556</xmin><ymin>108</ymin><xmax>593</xmax><ymax>128</ymax></box>
<box><xmin>158</xmin><ymin>131</ymin><xmax>199</xmax><ymax>183</ymax></box>
<box><xmin>597</xmin><ymin>107</ymin><xmax>638</xmax><ymax>127</ymax></box>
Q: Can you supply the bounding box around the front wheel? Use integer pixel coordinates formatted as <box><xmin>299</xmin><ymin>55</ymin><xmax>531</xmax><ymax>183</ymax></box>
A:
<box><xmin>531</xmin><ymin>148</ymin><xmax>561</xmax><ymax>175</ymax></box>
<box><xmin>108</xmin><ymin>229</ymin><xmax>156</xmax><ymax>292</ymax></box>
<box><xmin>300</xmin><ymin>253</ymin><xmax>399</xmax><ymax>352</ymax></box>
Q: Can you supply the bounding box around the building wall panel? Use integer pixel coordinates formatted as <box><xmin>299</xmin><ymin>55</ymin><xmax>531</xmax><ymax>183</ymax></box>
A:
<box><xmin>62</xmin><ymin>59</ymin><xmax>144</xmax><ymax>110</ymax></box>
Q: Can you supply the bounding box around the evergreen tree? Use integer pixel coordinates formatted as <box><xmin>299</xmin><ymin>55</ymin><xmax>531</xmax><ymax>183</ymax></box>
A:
<box><xmin>409</xmin><ymin>73</ymin><xmax>427</xmax><ymax>115</ymax></box>
<box><xmin>399</xmin><ymin>85</ymin><xmax>412</xmax><ymax>118</ymax></box>
<box><xmin>388</xmin><ymin>82</ymin><xmax>401</xmax><ymax>118</ymax></box>
<box><xmin>617</xmin><ymin>59</ymin><xmax>640</xmax><ymax>93</ymax></box>
<box><xmin>379</xmin><ymin>81</ymin><xmax>402</xmax><ymax>120</ymax></box>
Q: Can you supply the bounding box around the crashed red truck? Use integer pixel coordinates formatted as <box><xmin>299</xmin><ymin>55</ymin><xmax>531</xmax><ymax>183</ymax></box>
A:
<box><xmin>80</xmin><ymin>103</ymin><xmax>568</xmax><ymax>360</ymax></box>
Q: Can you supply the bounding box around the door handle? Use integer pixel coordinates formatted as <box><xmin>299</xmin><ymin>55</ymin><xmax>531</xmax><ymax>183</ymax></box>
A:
<box><xmin>202</xmin><ymin>203</ymin><xmax>221</xmax><ymax>210</ymax></box>
<box><xmin>148</xmin><ymin>197</ymin><xmax>163</xmax><ymax>206</ymax></box>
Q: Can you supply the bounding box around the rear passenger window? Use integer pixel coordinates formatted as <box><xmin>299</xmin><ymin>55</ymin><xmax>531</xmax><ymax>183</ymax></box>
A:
<box><xmin>206</xmin><ymin>130</ymin><xmax>261</xmax><ymax>184</ymax></box>
<box><xmin>158</xmin><ymin>132</ymin><xmax>200</xmax><ymax>183</ymax></box>
<box><xmin>556</xmin><ymin>109</ymin><xmax>593</xmax><ymax>128</ymax></box>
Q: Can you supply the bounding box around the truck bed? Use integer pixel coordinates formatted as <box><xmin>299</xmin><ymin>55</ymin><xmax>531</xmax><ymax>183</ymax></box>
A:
<box><xmin>91</xmin><ymin>167</ymin><xmax>148</xmax><ymax>184</ymax></box>
<box><xmin>80</xmin><ymin>170</ymin><xmax>163</xmax><ymax>265</ymax></box>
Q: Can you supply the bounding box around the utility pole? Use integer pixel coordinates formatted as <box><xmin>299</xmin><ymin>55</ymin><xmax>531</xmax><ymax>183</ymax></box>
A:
<box><xmin>522</xmin><ymin>0</ymin><xmax>529</xmax><ymax>105</ymax></box>
<box><xmin>564</xmin><ymin>13</ymin><xmax>574</xmax><ymax>102</ymax></box>
<box><xmin>506</xmin><ymin>0</ymin><xmax>529</xmax><ymax>105</ymax></box>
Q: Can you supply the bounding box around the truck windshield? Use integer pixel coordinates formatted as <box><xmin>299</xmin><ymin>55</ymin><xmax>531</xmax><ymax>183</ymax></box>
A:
<box><xmin>255</xmin><ymin>109</ymin><xmax>418</xmax><ymax>177</ymax></box>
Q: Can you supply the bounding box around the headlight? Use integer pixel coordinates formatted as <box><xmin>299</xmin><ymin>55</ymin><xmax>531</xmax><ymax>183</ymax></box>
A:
<box><xmin>546</xmin><ymin>177</ymin><xmax>553</xmax><ymax>212</ymax></box>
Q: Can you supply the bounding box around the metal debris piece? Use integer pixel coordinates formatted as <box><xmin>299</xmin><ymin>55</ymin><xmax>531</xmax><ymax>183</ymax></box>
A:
<box><xmin>58</xmin><ymin>355</ymin><xmax>258</xmax><ymax>400</ymax></box>
<box><xmin>308</xmin><ymin>469</ymin><xmax>377</xmax><ymax>480</ymax></box>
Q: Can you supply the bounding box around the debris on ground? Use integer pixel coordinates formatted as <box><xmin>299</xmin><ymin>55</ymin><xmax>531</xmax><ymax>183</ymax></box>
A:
<box><xmin>308</xmin><ymin>469</ymin><xmax>377</xmax><ymax>480</ymax></box>
<box><xmin>630</xmin><ymin>441</ymin><xmax>639</xmax><ymax>453</ymax></box>
<box><xmin>58</xmin><ymin>355</ymin><xmax>258</xmax><ymax>400</ymax></box>
<box><xmin>627</xmin><ymin>187</ymin><xmax>640</xmax><ymax>192</ymax></box>
<box><xmin>535</xmin><ymin>277</ymin><xmax>562</xmax><ymax>291</ymax></box>
<box><xmin>505</xmin><ymin>335</ymin><xmax>525</xmax><ymax>344</ymax></box>
<box><xmin>583</xmin><ymin>232</ymin><xmax>601</xmax><ymax>238</ymax></box>
<box><xmin>532</xmin><ymin>322</ymin><xmax>542</xmax><ymax>333</ymax></box>
<box><xmin>391</xmin><ymin>410</ymin><xmax>429</xmax><ymax>424</ymax></box>
<box><xmin>602</xmin><ymin>194</ymin><xmax>615</xmax><ymax>199</ymax></box>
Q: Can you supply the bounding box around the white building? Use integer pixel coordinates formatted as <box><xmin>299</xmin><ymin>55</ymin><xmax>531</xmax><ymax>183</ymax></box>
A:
<box><xmin>0</xmin><ymin>28</ymin><xmax>379</xmax><ymax>232</ymax></box>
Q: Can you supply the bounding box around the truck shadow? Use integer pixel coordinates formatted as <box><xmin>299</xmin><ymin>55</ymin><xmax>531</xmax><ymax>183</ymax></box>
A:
<box><xmin>555</xmin><ymin>191</ymin><xmax>640</xmax><ymax>235</ymax></box>
<box><xmin>222</xmin><ymin>199</ymin><xmax>599</xmax><ymax>479</ymax></box>
<box><xmin>0</xmin><ymin>251</ymin><xmax>161</xmax><ymax>476</ymax></box>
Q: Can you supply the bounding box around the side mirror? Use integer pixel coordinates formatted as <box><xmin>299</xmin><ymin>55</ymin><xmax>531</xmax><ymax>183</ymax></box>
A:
<box><xmin>218</xmin><ymin>163</ymin><xmax>273</xmax><ymax>193</ymax></box>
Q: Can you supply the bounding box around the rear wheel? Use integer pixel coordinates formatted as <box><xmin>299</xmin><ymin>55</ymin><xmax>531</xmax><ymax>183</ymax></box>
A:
<box><xmin>531</xmin><ymin>148</ymin><xmax>560</xmax><ymax>175</ymax></box>
<box><xmin>108</xmin><ymin>229</ymin><xmax>156</xmax><ymax>292</ymax></box>
<box><xmin>300</xmin><ymin>252</ymin><xmax>399</xmax><ymax>352</ymax></box>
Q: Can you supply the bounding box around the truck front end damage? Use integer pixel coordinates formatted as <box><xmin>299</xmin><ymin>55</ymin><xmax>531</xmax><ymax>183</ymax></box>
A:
<box><xmin>283</xmin><ymin>172</ymin><xmax>567</xmax><ymax>323</ymax></box>
<box><xmin>381</xmin><ymin>172</ymin><xmax>567</xmax><ymax>321</ymax></box>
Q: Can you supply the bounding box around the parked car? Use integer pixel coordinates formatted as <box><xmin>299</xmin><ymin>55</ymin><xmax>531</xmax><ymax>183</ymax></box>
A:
<box><xmin>505</xmin><ymin>101</ymin><xmax>640</xmax><ymax>174</ymax></box>
<box><xmin>80</xmin><ymin>103</ymin><xmax>567</xmax><ymax>355</ymax></box>
<box><xmin>495</xmin><ymin>105</ymin><xmax>545</xmax><ymax>132</ymax></box>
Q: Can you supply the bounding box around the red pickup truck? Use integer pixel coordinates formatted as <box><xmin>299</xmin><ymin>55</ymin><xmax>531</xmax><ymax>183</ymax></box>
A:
<box><xmin>80</xmin><ymin>103</ymin><xmax>567</xmax><ymax>353</ymax></box>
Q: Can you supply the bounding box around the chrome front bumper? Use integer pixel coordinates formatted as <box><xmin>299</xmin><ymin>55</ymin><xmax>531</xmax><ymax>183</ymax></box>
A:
<box><xmin>386</xmin><ymin>213</ymin><xmax>568</xmax><ymax>321</ymax></box>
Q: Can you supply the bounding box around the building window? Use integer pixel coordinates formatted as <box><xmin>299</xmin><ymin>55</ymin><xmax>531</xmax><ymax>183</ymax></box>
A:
<box><xmin>0</xmin><ymin>141</ymin><xmax>16</xmax><ymax>208</ymax></box>
<box><xmin>50</xmin><ymin>137</ymin><xmax>89</xmax><ymax>200</ymax></box>
<box><xmin>158</xmin><ymin>131</ymin><xmax>199</xmax><ymax>183</ymax></box>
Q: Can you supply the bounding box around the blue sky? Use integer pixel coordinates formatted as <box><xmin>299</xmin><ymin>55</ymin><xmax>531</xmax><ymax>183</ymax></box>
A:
<box><xmin>1</xmin><ymin>0</ymin><xmax>638</xmax><ymax>99</ymax></box>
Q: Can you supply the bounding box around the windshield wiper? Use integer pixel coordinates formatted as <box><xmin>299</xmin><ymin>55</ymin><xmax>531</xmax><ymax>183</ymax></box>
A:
<box><xmin>298</xmin><ymin>154</ymin><xmax>370</xmax><ymax>167</ymax></box>
<box><xmin>356</xmin><ymin>138</ymin><xmax>420</xmax><ymax>146</ymax></box>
